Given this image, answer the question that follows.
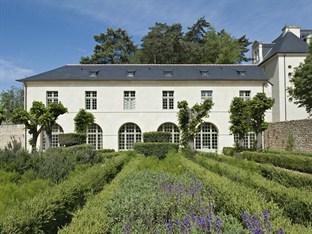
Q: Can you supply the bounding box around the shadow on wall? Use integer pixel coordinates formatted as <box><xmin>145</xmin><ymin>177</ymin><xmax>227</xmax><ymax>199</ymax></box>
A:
<box><xmin>0</xmin><ymin>124</ymin><xmax>25</xmax><ymax>150</ymax></box>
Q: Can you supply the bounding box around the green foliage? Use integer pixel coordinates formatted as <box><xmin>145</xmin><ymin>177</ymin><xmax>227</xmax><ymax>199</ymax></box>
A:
<box><xmin>59</xmin><ymin>133</ymin><xmax>86</xmax><ymax>147</ymax></box>
<box><xmin>177</xmin><ymin>99</ymin><xmax>214</xmax><ymax>149</ymax></box>
<box><xmin>80</xmin><ymin>28</ymin><xmax>136</xmax><ymax>64</ymax></box>
<box><xmin>239</xmin><ymin>151</ymin><xmax>312</xmax><ymax>174</ymax></box>
<box><xmin>223</xmin><ymin>147</ymin><xmax>235</xmax><ymax>156</ymax></box>
<box><xmin>63</xmin><ymin>144</ymin><xmax>99</xmax><ymax>164</ymax></box>
<box><xmin>143</xmin><ymin>131</ymin><xmax>171</xmax><ymax>143</ymax></box>
<box><xmin>1</xmin><ymin>155</ymin><xmax>128</xmax><ymax>234</ymax></box>
<box><xmin>286</xmin><ymin>132</ymin><xmax>295</xmax><ymax>151</ymax></box>
<box><xmin>74</xmin><ymin>109</ymin><xmax>95</xmax><ymax>134</ymax></box>
<box><xmin>194</xmin><ymin>154</ymin><xmax>312</xmax><ymax>225</ymax></box>
<box><xmin>179</xmin><ymin>156</ymin><xmax>310</xmax><ymax>233</ymax></box>
<box><xmin>96</xmin><ymin>149</ymin><xmax>115</xmax><ymax>153</ymax></box>
<box><xmin>289</xmin><ymin>41</ymin><xmax>312</xmax><ymax>115</ymax></box>
<box><xmin>0</xmin><ymin>86</ymin><xmax>24</xmax><ymax>123</ymax></box>
<box><xmin>264</xmin><ymin>149</ymin><xmax>312</xmax><ymax>158</ymax></box>
<box><xmin>0</xmin><ymin>149</ymin><xmax>32</xmax><ymax>174</ymax></box>
<box><xmin>229</xmin><ymin>97</ymin><xmax>251</xmax><ymax>150</ymax></box>
<box><xmin>134</xmin><ymin>142</ymin><xmax>178</xmax><ymax>159</ymax></box>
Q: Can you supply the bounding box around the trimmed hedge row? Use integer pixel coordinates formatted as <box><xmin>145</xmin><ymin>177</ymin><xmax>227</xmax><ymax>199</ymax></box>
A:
<box><xmin>60</xmin><ymin>157</ymin><xmax>143</xmax><ymax>234</ymax></box>
<box><xmin>239</xmin><ymin>151</ymin><xmax>312</xmax><ymax>174</ymax></box>
<box><xmin>59</xmin><ymin>133</ymin><xmax>86</xmax><ymax>147</ymax></box>
<box><xmin>222</xmin><ymin>147</ymin><xmax>235</xmax><ymax>156</ymax></box>
<box><xmin>179</xmin><ymin>157</ymin><xmax>310</xmax><ymax>233</ymax></box>
<box><xmin>143</xmin><ymin>132</ymin><xmax>171</xmax><ymax>143</ymax></box>
<box><xmin>265</xmin><ymin>149</ymin><xmax>312</xmax><ymax>158</ymax></box>
<box><xmin>0</xmin><ymin>154</ymin><xmax>129</xmax><ymax>234</ymax></box>
<box><xmin>134</xmin><ymin>142</ymin><xmax>178</xmax><ymax>159</ymax></box>
<box><xmin>194</xmin><ymin>155</ymin><xmax>312</xmax><ymax>225</ymax></box>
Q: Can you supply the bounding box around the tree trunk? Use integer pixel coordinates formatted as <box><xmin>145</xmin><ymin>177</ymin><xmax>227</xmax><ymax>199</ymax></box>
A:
<box><xmin>45</xmin><ymin>130</ymin><xmax>52</xmax><ymax>150</ymax></box>
<box><xmin>188</xmin><ymin>138</ymin><xmax>194</xmax><ymax>151</ymax></box>
<box><xmin>256</xmin><ymin>132</ymin><xmax>262</xmax><ymax>150</ymax></box>
<box><xmin>31</xmin><ymin>133</ymin><xmax>39</xmax><ymax>153</ymax></box>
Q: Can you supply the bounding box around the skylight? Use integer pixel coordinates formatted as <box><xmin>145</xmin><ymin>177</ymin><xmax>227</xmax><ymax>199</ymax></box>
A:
<box><xmin>200</xmin><ymin>70</ymin><xmax>209</xmax><ymax>77</ymax></box>
<box><xmin>237</xmin><ymin>70</ymin><xmax>246</xmax><ymax>76</ymax></box>
<box><xmin>127</xmin><ymin>71</ymin><xmax>136</xmax><ymax>77</ymax></box>
<box><xmin>163</xmin><ymin>70</ymin><xmax>173</xmax><ymax>77</ymax></box>
<box><xmin>89</xmin><ymin>71</ymin><xmax>99</xmax><ymax>78</ymax></box>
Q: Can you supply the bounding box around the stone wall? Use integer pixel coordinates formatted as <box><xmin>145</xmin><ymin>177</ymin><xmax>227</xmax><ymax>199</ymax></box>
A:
<box><xmin>0</xmin><ymin>124</ymin><xmax>25</xmax><ymax>150</ymax></box>
<box><xmin>264</xmin><ymin>119</ymin><xmax>312</xmax><ymax>152</ymax></box>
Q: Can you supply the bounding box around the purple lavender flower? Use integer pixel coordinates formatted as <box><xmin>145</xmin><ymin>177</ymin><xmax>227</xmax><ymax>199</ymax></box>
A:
<box><xmin>124</xmin><ymin>223</ymin><xmax>130</xmax><ymax>234</ymax></box>
<box><xmin>215</xmin><ymin>216</ymin><xmax>223</xmax><ymax>234</ymax></box>
<box><xmin>277</xmin><ymin>228</ymin><xmax>285</xmax><ymax>234</ymax></box>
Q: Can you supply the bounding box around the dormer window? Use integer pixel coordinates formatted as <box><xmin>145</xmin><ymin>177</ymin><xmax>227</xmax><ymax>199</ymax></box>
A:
<box><xmin>127</xmin><ymin>71</ymin><xmax>136</xmax><ymax>77</ymax></box>
<box><xmin>163</xmin><ymin>70</ymin><xmax>173</xmax><ymax>77</ymax></box>
<box><xmin>200</xmin><ymin>70</ymin><xmax>209</xmax><ymax>77</ymax></box>
<box><xmin>237</xmin><ymin>70</ymin><xmax>246</xmax><ymax>76</ymax></box>
<box><xmin>89</xmin><ymin>71</ymin><xmax>99</xmax><ymax>78</ymax></box>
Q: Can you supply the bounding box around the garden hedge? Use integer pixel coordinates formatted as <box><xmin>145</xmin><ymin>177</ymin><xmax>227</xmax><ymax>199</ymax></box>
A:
<box><xmin>134</xmin><ymin>142</ymin><xmax>178</xmax><ymax>159</ymax></box>
<box><xmin>143</xmin><ymin>132</ymin><xmax>171</xmax><ymax>143</ymax></box>
<box><xmin>265</xmin><ymin>149</ymin><xmax>312</xmax><ymax>158</ymax></box>
<box><xmin>200</xmin><ymin>152</ymin><xmax>312</xmax><ymax>190</ymax></box>
<box><xmin>194</xmin><ymin>155</ymin><xmax>312</xmax><ymax>225</ymax></box>
<box><xmin>0</xmin><ymin>154</ymin><xmax>128</xmax><ymax>234</ymax></box>
<box><xmin>59</xmin><ymin>133</ymin><xmax>86</xmax><ymax>147</ymax></box>
<box><xmin>222</xmin><ymin>147</ymin><xmax>235</xmax><ymax>156</ymax></box>
<box><xmin>238</xmin><ymin>151</ymin><xmax>312</xmax><ymax>174</ymax></box>
<box><xmin>180</xmin><ymin>156</ymin><xmax>310</xmax><ymax>233</ymax></box>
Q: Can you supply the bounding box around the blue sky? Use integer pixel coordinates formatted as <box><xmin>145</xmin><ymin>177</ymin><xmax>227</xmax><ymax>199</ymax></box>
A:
<box><xmin>1</xmin><ymin>0</ymin><xmax>312</xmax><ymax>90</ymax></box>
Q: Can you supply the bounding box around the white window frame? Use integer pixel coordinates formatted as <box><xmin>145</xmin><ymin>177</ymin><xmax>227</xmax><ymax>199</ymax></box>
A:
<box><xmin>195</xmin><ymin>123</ymin><xmax>218</xmax><ymax>152</ymax></box>
<box><xmin>158</xmin><ymin>123</ymin><xmax>180</xmax><ymax>143</ymax></box>
<box><xmin>239</xmin><ymin>90</ymin><xmax>251</xmax><ymax>101</ymax></box>
<box><xmin>234</xmin><ymin>132</ymin><xmax>256</xmax><ymax>149</ymax></box>
<box><xmin>118</xmin><ymin>123</ymin><xmax>142</xmax><ymax>150</ymax></box>
<box><xmin>85</xmin><ymin>91</ymin><xmax>97</xmax><ymax>110</ymax></box>
<box><xmin>162</xmin><ymin>91</ymin><xmax>174</xmax><ymax>110</ymax></box>
<box><xmin>201</xmin><ymin>90</ymin><xmax>213</xmax><ymax>102</ymax></box>
<box><xmin>124</xmin><ymin>91</ymin><xmax>136</xmax><ymax>110</ymax></box>
<box><xmin>46</xmin><ymin>91</ymin><xmax>58</xmax><ymax>105</ymax></box>
<box><xmin>87</xmin><ymin>124</ymin><xmax>103</xmax><ymax>150</ymax></box>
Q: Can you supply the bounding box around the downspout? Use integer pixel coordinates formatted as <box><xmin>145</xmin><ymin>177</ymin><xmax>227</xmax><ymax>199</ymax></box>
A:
<box><xmin>24</xmin><ymin>83</ymin><xmax>27</xmax><ymax>151</ymax></box>
<box><xmin>283</xmin><ymin>55</ymin><xmax>287</xmax><ymax>121</ymax></box>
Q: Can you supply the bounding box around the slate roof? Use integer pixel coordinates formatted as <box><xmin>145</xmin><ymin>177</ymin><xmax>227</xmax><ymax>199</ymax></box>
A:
<box><xmin>261</xmin><ymin>31</ymin><xmax>309</xmax><ymax>63</ymax></box>
<box><xmin>18</xmin><ymin>64</ymin><xmax>268</xmax><ymax>82</ymax></box>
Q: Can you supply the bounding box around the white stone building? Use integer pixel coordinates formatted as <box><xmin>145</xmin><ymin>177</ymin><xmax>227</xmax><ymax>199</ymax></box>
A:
<box><xmin>18</xmin><ymin>26</ymin><xmax>311</xmax><ymax>153</ymax></box>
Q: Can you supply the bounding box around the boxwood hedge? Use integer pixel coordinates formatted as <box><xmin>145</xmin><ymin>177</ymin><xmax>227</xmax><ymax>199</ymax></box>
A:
<box><xmin>143</xmin><ymin>132</ymin><xmax>171</xmax><ymax>143</ymax></box>
<box><xmin>134</xmin><ymin>142</ymin><xmax>178</xmax><ymax>159</ymax></box>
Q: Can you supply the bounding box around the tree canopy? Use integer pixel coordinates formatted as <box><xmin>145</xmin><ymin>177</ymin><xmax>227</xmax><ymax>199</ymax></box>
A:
<box><xmin>81</xmin><ymin>17</ymin><xmax>251</xmax><ymax>65</ymax></box>
<box><xmin>289</xmin><ymin>41</ymin><xmax>312</xmax><ymax>115</ymax></box>
<box><xmin>0</xmin><ymin>86</ymin><xmax>24</xmax><ymax>123</ymax></box>
<box><xmin>74</xmin><ymin>109</ymin><xmax>95</xmax><ymax>134</ymax></box>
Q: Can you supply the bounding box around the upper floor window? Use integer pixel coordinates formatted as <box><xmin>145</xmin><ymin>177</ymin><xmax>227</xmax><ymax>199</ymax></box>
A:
<box><xmin>46</xmin><ymin>91</ymin><xmax>58</xmax><ymax>105</ymax></box>
<box><xmin>239</xmin><ymin>90</ymin><xmax>251</xmax><ymax>101</ymax></box>
<box><xmin>201</xmin><ymin>90</ymin><xmax>213</xmax><ymax>102</ymax></box>
<box><xmin>162</xmin><ymin>91</ymin><xmax>174</xmax><ymax>110</ymax></box>
<box><xmin>124</xmin><ymin>91</ymin><xmax>136</xmax><ymax>110</ymax></box>
<box><xmin>127</xmin><ymin>71</ymin><xmax>136</xmax><ymax>77</ymax></box>
<box><xmin>85</xmin><ymin>91</ymin><xmax>97</xmax><ymax>110</ymax></box>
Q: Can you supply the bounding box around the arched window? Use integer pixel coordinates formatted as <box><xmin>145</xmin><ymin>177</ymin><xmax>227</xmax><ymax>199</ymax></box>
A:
<box><xmin>87</xmin><ymin>123</ymin><xmax>103</xmax><ymax>150</ymax></box>
<box><xmin>42</xmin><ymin>124</ymin><xmax>64</xmax><ymax>150</ymax></box>
<box><xmin>195</xmin><ymin>122</ymin><xmax>218</xmax><ymax>151</ymax></box>
<box><xmin>119</xmin><ymin>123</ymin><xmax>142</xmax><ymax>150</ymax></box>
<box><xmin>157</xmin><ymin>122</ymin><xmax>180</xmax><ymax>143</ymax></box>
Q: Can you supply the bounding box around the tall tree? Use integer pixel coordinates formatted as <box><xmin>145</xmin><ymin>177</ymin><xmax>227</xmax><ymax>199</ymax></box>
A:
<box><xmin>288</xmin><ymin>41</ymin><xmax>312</xmax><ymax>115</ymax></box>
<box><xmin>0</xmin><ymin>86</ymin><xmax>24</xmax><ymax>122</ymax></box>
<box><xmin>0</xmin><ymin>108</ymin><xmax>5</xmax><ymax>125</ymax></box>
<box><xmin>177</xmin><ymin>99</ymin><xmax>214</xmax><ymax>150</ymax></box>
<box><xmin>140</xmin><ymin>23</ymin><xmax>185</xmax><ymax>64</ymax></box>
<box><xmin>185</xmin><ymin>17</ymin><xmax>211</xmax><ymax>43</ymax></box>
<box><xmin>229</xmin><ymin>97</ymin><xmax>251</xmax><ymax>150</ymax></box>
<box><xmin>81</xmin><ymin>28</ymin><xmax>136</xmax><ymax>64</ymax></box>
<box><xmin>74</xmin><ymin>109</ymin><xmax>95</xmax><ymax>134</ymax></box>
<box><xmin>249</xmin><ymin>93</ymin><xmax>274</xmax><ymax>149</ymax></box>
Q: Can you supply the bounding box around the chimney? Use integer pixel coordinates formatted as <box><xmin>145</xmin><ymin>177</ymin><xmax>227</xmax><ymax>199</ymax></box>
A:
<box><xmin>252</xmin><ymin>41</ymin><xmax>263</xmax><ymax>64</ymax></box>
<box><xmin>282</xmin><ymin>25</ymin><xmax>301</xmax><ymax>38</ymax></box>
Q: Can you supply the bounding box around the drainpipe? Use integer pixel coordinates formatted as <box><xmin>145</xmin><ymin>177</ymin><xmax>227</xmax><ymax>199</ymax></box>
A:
<box><xmin>283</xmin><ymin>55</ymin><xmax>287</xmax><ymax>121</ymax></box>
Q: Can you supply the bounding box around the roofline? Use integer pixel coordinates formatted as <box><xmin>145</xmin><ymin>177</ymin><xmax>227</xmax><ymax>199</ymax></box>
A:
<box><xmin>259</xmin><ymin>52</ymin><xmax>308</xmax><ymax>66</ymax></box>
<box><xmin>64</xmin><ymin>63</ymin><xmax>258</xmax><ymax>67</ymax></box>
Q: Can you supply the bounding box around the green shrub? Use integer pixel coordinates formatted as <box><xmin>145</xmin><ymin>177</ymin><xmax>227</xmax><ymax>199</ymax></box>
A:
<box><xmin>179</xmin><ymin>156</ymin><xmax>310</xmax><ymax>233</ymax></box>
<box><xmin>194</xmin><ymin>154</ymin><xmax>312</xmax><ymax>225</ymax></box>
<box><xmin>264</xmin><ymin>149</ymin><xmax>312</xmax><ymax>158</ymax></box>
<box><xmin>143</xmin><ymin>132</ymin><xmax>171</xmax><ymax>143</ymax></box>
<box><xmin>1</xmin><ymin>155</ymin><xmax>128</xmax><ymax>234</ymax></box>
<box><xmin>63</xmin><ymin>144</ymin><xmax>99</xmax><ymax>164</ymax></box>
<box><xmin>0</xmin><ymin>171</ymin><xmax>21</xmax><ymax>184</ymax></box>
<box><xmin>97</xmin><ymin>149</ymin><xmax>115</xmax><ymax>153</ymax></box>
<box><xmin>0</xmin><ymin>150</ymin><xmax>32</xmax><ymax>174</ymax></box>
<box><xmin>59</xmin><ymin>133</ymin><xmax>86</xmax><ymax>147</ymax></box>
<box><xmin>200</xmin><ymin>152</ymin><xmax>312</xmax><ymax>191</ymax></box>
<box><xmin>239</xmin><ymin>151</ymin><xmax>312</xmax><ymax>173</ymax></box>
<box><xmin>134</xmin><ymin>142</ymin><xmax>178</xmax><ymax>159</ymax></box>
<box><xmin>222</xmin><ymin>147</ymin><xmax>235</xmax><ymax>156</ymax></box>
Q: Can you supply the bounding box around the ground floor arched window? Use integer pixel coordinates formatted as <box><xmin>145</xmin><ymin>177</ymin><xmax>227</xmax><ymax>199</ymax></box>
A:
<box><xmin>87</xmin><ymin>123</ymin><xmax>103</xmax><ymax>150</ymax></box>
<box><xmin>194</xmin><ymin>122</ymin><xmax>218</xmax><ymax>151</ymax></box>
<box><xmin>234</xmin><ymin>132</ymin><xmax>256</xmax><ymax>149</ymax></box>
<box><xmin>157</xmin><ymin>122</ymin><xmax>180</xmax><ymax>143</ymax></box>
<box><xmin>119</xmin><ymin>123</ymin><xmax>142</xmax><ymax>150</ymax></box>
<box><xmin>42</xmin><ymin>124</ymin><xmax>64</xmax><ymax>150</ymax></box>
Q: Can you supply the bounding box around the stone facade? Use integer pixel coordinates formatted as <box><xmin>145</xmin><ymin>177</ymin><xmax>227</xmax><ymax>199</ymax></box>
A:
<box><xmin>264</xmin><ymin>119</ymin><xmax>312</xmax><ymax>152</ymax></box>
<box><xmin>0</xmin><ymin>124</ymin><xmax>25</xmax><ymax>150</ymax></box>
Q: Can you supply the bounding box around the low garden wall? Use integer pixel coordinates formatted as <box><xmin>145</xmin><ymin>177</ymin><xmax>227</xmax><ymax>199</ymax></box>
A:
<box><xmin>264</xmin><ymin>119</ymin><xmax>312</xmax><ymax>152</ymax></box>
<box><xmin>0</xmin><ymin>124</ymin><xmax>25</xmax><ymax>149</ymax></box>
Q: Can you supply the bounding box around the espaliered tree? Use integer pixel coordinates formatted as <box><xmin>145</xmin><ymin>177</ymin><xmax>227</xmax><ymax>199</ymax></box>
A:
<box><xmin>229</xmin><ymin>93</ymin><xmax>274</xmax><ymax>150</ymax></box>
<box><xmin>12</xmin><ymin>101</ymin><xmax>67</xmax><ymax>152</ymax></box>
<box><xmin>288</xmin><ymin>41</ymin><xmax>312</xmax><ymax>115</ymax></box>
<box><xmin>177</xmin><ymin>99</ymin><xmax>214</xmax><ymax>150</ymax></box>
<box><xmin>74</xmin><ymin>109</ymin><xmax>95</xmax><ymax>134</ymax></box>
<box><xmin>229</xmin><ymin>97</ymin><xmax>251</xmax><ymax>150</ymax></box>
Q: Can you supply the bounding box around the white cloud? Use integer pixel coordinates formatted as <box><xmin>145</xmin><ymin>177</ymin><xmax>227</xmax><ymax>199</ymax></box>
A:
<box><xmin>0</xmin><ymin>59</ymin><xmax>34</xmax><ymax>89</ymax></box>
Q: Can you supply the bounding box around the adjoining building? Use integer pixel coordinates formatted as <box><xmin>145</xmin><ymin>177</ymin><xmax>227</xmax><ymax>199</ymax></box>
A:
<box><xmin>17</xmin><ymin>26</ymin><xmax>311</xmax><ymax>152</ymax></box>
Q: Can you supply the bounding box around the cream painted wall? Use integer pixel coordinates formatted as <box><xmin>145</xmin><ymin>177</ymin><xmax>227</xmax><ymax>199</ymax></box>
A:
<box><xmin>25</xmin><ymin>80</ymin><xmax>271</xmax><ymax>152</ymax></box>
